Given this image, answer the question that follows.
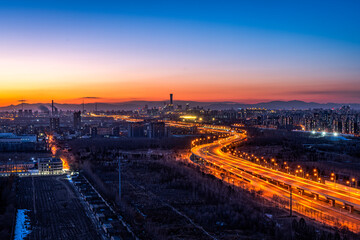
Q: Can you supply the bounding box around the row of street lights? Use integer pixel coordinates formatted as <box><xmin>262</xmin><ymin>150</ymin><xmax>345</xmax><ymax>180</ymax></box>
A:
<box><xmin>228</xmin><ymin>149</ymin><xmax>359</xmax><ymax>187</ymax></box>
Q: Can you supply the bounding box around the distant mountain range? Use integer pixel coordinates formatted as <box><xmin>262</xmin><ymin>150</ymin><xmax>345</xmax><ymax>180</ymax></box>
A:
<box><xmin>1</xmin><ymin>100</ymin><xmax>359</xmax><ymax>112</ymax></box>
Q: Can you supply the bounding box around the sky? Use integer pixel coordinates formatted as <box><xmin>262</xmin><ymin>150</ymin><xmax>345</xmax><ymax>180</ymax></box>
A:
<box><xmin>0</xmin><ymin>0</ymin><xmax>359</xmax><ymax>106</ymax></box>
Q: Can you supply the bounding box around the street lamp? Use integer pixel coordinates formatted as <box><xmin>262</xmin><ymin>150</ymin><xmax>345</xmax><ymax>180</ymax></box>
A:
<box><xmin>299</xmin><ymin>169</ymin><xmax>304</xmax><ymax>177</ymax></box>
<box><xmin>352</xmin><ymin>178</ymin><xmax>357</xmax><ymax>188</ymax></box>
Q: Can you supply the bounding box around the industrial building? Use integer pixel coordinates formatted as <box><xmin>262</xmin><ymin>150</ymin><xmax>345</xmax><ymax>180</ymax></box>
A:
<box><xmin>0</xmin><ymin>133</ymin><xmax>38</xmax><ymax>151</ymax></box>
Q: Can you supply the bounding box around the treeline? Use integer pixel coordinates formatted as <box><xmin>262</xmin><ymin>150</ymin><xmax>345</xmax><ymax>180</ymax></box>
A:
<box><xmin>67</xmin><ymin>137</ymin><xmax>192</xmax><ymax>153</ymax></box>
<box><xmin>292</xmin><ymin>218</ymin><xmax>353</xmax><ymax>240</ymax></box>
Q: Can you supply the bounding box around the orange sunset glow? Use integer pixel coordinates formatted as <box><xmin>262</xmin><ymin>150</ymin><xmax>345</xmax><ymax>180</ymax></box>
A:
<box><xmin>0</xmin><ymin>0</ymin><xmax>359</xmax><ymax>106</ymax></box>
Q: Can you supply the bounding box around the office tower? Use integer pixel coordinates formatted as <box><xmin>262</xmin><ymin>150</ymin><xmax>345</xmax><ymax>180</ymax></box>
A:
<box><xmin>50</xmin><ymin>118</ymin><xmax>60</xmax><ymax>131</ymax></box>
<box><xmin>112</xmin><ymin>127</ymin><xmax>120</xmax><ymax>136</ymax></box>
<box><xmin>128</xmin><ymin>122</ymin><xmax>145</xmax><ymax>137</ymax></box>
<box><xmin>147</xmin><ymin>122</ymin><xmax>166</xmax><ymax>138</ymax></box>
<box><xmin>74</xmin><ymin>111</ymin><xmax>82</xmax><ymax>130</ymax></box>
<box><xmin>91</xmin><ymin>127</ymin><xmax>98</xmax><ymax>137</ymax></box>
<box><xmin>51</xmin><ymin>100</ymin><xmax>54</xmax><ymax>116</ymax></box>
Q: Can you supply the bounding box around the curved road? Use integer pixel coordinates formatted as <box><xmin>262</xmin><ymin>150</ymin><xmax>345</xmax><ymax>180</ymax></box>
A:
<box><xmin>191</xmin><ymin>130</ymin><xmax>360</xmax><ymax>231</ymax></box>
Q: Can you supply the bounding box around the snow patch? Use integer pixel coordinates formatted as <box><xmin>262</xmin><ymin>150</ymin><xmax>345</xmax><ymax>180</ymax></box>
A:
<box><xmin>14</xmin><ymin>209</ymin><xmax>31</xmax><ymax>240</ymax></box>
<box><xmin>66</xmin><ymin>174</ymin><xmax>73</xmax><ymax>183</ymax></box>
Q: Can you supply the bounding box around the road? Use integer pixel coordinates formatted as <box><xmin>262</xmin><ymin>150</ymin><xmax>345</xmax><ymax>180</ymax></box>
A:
<box><xmin>190</xmin><ymin>128</ymin><xmax>360</xmax><ymax>232</ymax></box>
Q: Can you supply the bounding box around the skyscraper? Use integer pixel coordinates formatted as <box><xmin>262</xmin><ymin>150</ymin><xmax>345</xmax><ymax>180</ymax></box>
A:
<box><xmin>50</xmin><ymin>117</ymin><xmax>60</xmax><ymax>131</ymax></box>
<box><xmin>73</xmin><ymin>111</ymin><xmax>82</xmax><ymax>130</ymax></box>
<box><xmin>146</xmin><ymin>122</ymin><xmax>166</xmax><ymax>138</ymax></box>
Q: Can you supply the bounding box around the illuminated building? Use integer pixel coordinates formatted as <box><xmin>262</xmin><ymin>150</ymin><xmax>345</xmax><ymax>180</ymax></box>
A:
<box><xmin>38</xmin><ymin>157</ymin><xmax>63</xmax><ymax>174</ymax></box>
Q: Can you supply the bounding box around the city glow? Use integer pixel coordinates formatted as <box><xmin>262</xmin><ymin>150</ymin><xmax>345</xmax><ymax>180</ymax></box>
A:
<box><xmin>180</xmin><ymin>115</ymin><xmax>197</xmax><ymax>120</ymax></box>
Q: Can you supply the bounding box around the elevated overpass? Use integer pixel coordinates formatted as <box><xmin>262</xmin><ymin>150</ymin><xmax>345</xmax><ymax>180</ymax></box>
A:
<box><xmin>187</xmin><ymin>127</ymin><xmax>360</xmax><ymax>230</ymax></box>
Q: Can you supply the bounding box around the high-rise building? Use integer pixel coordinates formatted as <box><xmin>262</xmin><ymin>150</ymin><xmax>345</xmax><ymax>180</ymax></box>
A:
<box><xmin>73</xmin><ymin>111</ymin><xmax>82</xmax><ymax>130</ymax></box>
<box><xmin>51</xmin><ymin>100</ymin><xmax>54</xmax><ymax>115</ymax></box>
<box><xmin>128</xmin><ymin>122</ymin><xmax>145</xmax><ymax>137</ymax></box>
<box><xmin>170</xmin><ymin>93</ymin><xmax>173</xmax><ymax>105</ymax></box>
<box><xmin>50</xmin><ymin>118</ymin><xmax>60</xmax><ymax>131</ymax></box>
<box><xmin>147</xmin><ymin>122</ymin><xmax>166</xmax><ymax>138</ymax></box>
<box><xmin>112</xmin><ymin>127</ymin><xmax>120</xmax><ymax>136</ymax></box>
<box><xmin>91</xmin><ymin>127</ymin><xmax>98</xmax><ymax>137</ymax></box>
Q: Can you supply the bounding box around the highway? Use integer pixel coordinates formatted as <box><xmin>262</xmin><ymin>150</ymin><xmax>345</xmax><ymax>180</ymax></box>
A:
<box><xmin>190</xmin><ymin>128</ymin><xmax>360</xmax><ymax>232</ymax></box>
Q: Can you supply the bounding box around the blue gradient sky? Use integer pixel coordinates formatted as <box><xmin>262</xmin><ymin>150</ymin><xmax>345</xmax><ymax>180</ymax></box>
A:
<box><xmin>0</xmin><ymin>0</ymin><xmax>359</xmax><ymax>105</ymax></box>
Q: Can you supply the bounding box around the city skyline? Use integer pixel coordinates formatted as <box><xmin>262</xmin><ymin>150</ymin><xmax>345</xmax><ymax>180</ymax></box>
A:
<box><xmin>1</xmin><ymin>1</ymin><xmax>360</xmax><ymax>105</ymax></box>
<box><xmin>2</xmin><ymin>2</ymin><xmax>360</xmax><ymax>239</ymax></box>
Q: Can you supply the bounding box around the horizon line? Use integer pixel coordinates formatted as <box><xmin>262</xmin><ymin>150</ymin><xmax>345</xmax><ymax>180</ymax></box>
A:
<box><xmin>1</xmin><ymin>99</ymin><xmax>360</xmax><ymax>109</ymax></box>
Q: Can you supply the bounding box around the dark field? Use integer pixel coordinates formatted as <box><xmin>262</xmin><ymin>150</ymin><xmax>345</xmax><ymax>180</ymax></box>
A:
<box><xmin>83</xmin><ymin>154</ymin><xmax>322</xmax><ymax>240</ymax></box>
<box><xmin>15</xmin><ymin>176</ymin><xmax>100</xmax><ymax>240</ymax></box>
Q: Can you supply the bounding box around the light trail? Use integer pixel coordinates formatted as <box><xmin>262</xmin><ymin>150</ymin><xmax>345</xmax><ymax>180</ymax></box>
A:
<box><xmin>187</xmin><ymin>123</ymin><xmax>360</xmax><ymax>232</ymax></box>
<box><xmin>88</xmin><ymin>113</ymin><xmax>143</xmax><ymax>122</ymax></box>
